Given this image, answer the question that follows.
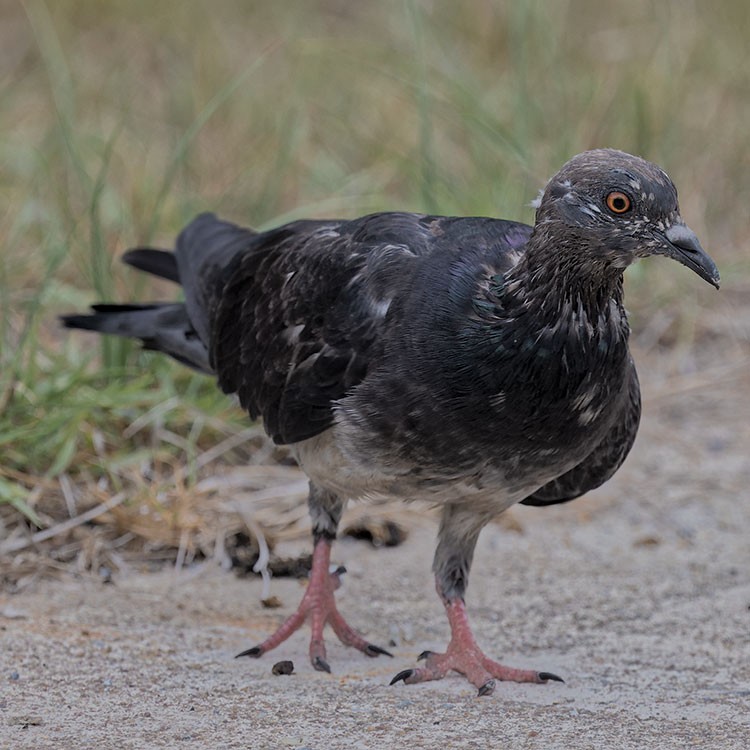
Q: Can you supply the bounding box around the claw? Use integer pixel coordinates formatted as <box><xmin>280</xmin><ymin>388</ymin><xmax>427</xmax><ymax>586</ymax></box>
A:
<box><xmin>390</xmin><ymin>669</ymin><xmax>414</xmax><ymax>686</ymax></box>
<box><xmin>417</xmin><ymin>650</ymin><xmax>433</xmax><ymax>661</ymax></box>
<box><xmin>538</xmin><ymin>671</ymin><xmax>565</xmax><ymax>683</ymax></box>
<box><xmin>313</xmin><ymin>656</ymin><xmax>331</xmax><ymax>673</ymax></box>
<box><xmin>333</xmin><ymin>565</ymin><xmax>347</xmax><ymax>577</ymax></box>
<box><xmin>235</xmin><ymin>645</ymin><xmax>263</xmax><ymax>659</ymax></box>
<box><xmin>365</xmin><ymin>644</ymin><xmax>393</xmax><ymax>658</ymax></box>
<box><xmin>477</xmin><ymin>680</ymin><xmax>496</xmax><ymax>697</ymax></box>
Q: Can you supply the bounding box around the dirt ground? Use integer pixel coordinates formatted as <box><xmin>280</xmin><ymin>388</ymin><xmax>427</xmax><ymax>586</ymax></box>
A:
<box><xmin>2</xmin><ymin>359</ymin><xmax>750</xmax><ymax>749</ymax></box>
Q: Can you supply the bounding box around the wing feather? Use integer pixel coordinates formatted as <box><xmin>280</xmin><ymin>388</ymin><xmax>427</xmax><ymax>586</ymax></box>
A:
<box><xmin>211</xmin><ymin>214</ymin><xmax>433</xmax><ymax>443</ymax></box>
<box><xmin>521</xmin><ymin>365</ymin><xmax>641</xmax><ymax>506</ymax></box>
<box><xmin>192</xmin><ymin>212</ymin><xmax>533</xmax><ymax>445</ymax></box>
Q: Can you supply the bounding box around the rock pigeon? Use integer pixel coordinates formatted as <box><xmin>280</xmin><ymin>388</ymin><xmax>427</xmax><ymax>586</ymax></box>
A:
<box><xmin>62</xmin><ymin>149</ymin><xmax>719</xmax><ymax>695</ymax></box>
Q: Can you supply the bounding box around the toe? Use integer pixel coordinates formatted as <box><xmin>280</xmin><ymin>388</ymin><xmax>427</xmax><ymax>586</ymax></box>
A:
<box><xmin>312</xmin><ymin>655</ymin><xmax>331</xmax><ymax>673</ymax></box>
<box><xmin>538</xmin><ymin>671</ymin><xmax>565</xmax><ymax>683</ymax></box>
<box><xmin>477</xmin><ymin>679</ymin><xmax>496</xmax><ymax>697</ymax></box>
<box><xmin>389</xmin><ymin>669</ymin><xmax>415</xmax><ymax>686</ymax></box>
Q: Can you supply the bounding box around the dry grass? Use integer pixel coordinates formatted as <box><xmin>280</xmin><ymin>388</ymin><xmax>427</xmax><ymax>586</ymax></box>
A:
<box><xmin>1</xmin><ymin>0</ymin><xmax>748</xmax><ymax>588</ymax></box>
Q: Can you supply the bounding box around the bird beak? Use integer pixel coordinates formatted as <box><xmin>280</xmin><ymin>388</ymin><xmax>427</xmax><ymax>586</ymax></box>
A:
<box><xmin>656</xmin><ymin>223</ymin><xmax>720</xmax><ymax>289</ymax></box>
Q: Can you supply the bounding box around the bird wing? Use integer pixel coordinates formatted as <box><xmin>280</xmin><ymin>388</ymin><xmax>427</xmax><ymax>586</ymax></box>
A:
<box><xmin>521</xmin><ymin>363</ymin><xmax>641</xmax><ymax>506</ymax></box>
<box><xmin>204</xmin><ymin>212</ymin><xmax>533</xmax><ymax>445</ymax></box>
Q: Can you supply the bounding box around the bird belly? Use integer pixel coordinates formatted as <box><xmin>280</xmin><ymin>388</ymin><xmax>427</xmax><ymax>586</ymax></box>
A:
<box><xmin>291</xmin><ymin>429</ymin><xmax>559</xmax><ymax>515</ymax></box>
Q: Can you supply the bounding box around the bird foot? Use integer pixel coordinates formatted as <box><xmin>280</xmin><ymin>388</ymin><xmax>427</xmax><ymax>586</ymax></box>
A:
<box><xmin>236</xmin><ymin>538</ymin><xmax>392</xmax><ymax>671</ymax></box>
<box><xmin>390</xmin><ymin>598</ymin><xmax>563</xmax><ymax>696</ymax></box>
<box><xmin>390</xmin><ymin>648</ymin><xmax>562</xmax><ymax>696</ymax></box>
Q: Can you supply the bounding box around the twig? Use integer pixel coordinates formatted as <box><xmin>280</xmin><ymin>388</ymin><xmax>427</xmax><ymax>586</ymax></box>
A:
<box><xmin>645</xmin><ymin>357</ymin><xmax>750</xmax><ymax>402</ymax></box>
<box><xmin>232</xmin><ymin>503</ymin><xmax>272</xmax><ymax>601</ymax></box>
<box><xmin>195</xmin><ymin>427</ymin><xmax>265</xmax><ymax>469</ymax></box>
<box><xmin>0</xmin><ymin>492</ymin><xmax>127</xmax><ymax>555</ymax></box>
<box><xmin>195</xmin><ymin>465</ymin><xmax>305</xmax><ymax>493</ymax></box>
<box><xmin>59</xmin><ymin>473</ymin><xmax>77</xmax><ymax>517</ymax></box>
<box><xmin>174</xmin><ymin>528</ymin><xmax>189</xmax><ymax>573</ymax></box>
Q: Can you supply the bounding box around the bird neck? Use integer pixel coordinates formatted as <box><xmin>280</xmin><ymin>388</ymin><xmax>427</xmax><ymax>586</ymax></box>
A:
<box><xmin>519</xmin><ymin>225</ymin><xmax>626</xmax><ymax>306</ymax></box>
<box><xmin>499</xmin><ymin>225</ymin><xmax>629</xmax><ymax>327</ymax></box>
<box><xmin>467</xmin><ymin>229</ymin><xmax>631</xmax><ymax>383</ymax></box>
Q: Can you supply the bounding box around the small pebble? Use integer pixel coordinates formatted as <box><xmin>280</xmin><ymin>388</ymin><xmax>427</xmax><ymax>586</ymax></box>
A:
<box><xmin>99</xmin><ymin>566</ymin><xmax>113</xmax><ymax>584</ymax></box>
<box><xmin>0</xmin><ymin>607</ymin><xmax>28</xmax><ymax>620</ymax></box>
<box><xmin>10</xmin><ymin>671</ymin><xmax>19</xmax><ymax>681</ymax></box>
<box><xmin>272</xmin><ymin>660</ymin><xmax>294</xmax><ymax>676</ymax></box>
<box><xmin>277</xmin><ymin>734</ymin><xmax>304</xmax><ymax>747</ymax></box>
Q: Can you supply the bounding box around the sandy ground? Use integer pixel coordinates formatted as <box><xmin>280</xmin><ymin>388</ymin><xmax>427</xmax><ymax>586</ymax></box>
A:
<box><xmin>2</xmin><ymin>367</ymin><xmax>750</xmax><ymax>749</ymax></box>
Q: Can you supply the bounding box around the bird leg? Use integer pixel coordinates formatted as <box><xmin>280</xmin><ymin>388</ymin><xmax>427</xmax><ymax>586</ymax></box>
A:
<box><xmin>236</xmin><ymin>484</ymin><xmax>391</xmax><ymax>672</ymax></box>
<box><xmin>390</xmin><ymin>588</ymin><xmax>562</xmax><ymax>695</ymax></box>
<box><xmin>391</xmin><ymin>503</ymin><xmax>562</xmax><ymax>695</ymax></box>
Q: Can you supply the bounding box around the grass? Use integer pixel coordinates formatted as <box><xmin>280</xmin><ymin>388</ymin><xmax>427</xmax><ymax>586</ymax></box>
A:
<box><xmin>1</xmin><ymin>1</ymin><xmax>748</xmax><ymax>568</ymax></box>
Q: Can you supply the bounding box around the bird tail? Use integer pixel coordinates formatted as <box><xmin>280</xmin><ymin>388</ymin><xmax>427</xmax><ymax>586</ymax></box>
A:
<box><xmin>62</xmin><ymin>213</ymin><xmax>256</xmax><ymax>373</ymax></box>
<box><xmin>61</xmin><ymin>302</ymin><xmax>213</xmax><ymax>374</ymax></box>
<box><xmin>121</xmin><ymin>247</ymin><xmax>179</xmax><ymax>282</ymax></box>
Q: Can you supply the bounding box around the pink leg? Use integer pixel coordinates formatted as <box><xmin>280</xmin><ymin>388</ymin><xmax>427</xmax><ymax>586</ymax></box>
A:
<box><xmin>391</xmin><ymin>591</ymin><xmax>563</xmax><ymax>696</ymax></box>
<box><xmin>236</xmin><ymin>538</ymin><xmax>391</xmax><ymax>672</ymax></box>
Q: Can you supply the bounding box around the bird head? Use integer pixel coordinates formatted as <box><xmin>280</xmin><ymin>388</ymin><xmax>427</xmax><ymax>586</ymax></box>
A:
<box><xmin>534</xmin><ymin>149</ymin><xmax>720</xmax><ymax>289</ymax></box>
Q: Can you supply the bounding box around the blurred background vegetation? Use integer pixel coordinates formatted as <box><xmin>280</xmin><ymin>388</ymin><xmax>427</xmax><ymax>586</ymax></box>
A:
<box><xmin>1</xmin><ymin>0</ymin><xmax>748</xmax><ymax>576</ymax></box>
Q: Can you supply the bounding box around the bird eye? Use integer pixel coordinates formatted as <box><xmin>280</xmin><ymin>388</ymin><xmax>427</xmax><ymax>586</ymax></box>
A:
<box><xmin>605</xmin><ymin>191</ymin><xmax>632</xmax><ymax>214</ymax></box>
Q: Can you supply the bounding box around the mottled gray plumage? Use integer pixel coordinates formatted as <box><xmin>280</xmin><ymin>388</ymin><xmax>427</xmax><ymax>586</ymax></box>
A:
<box><xmin>62</xmin><ymin>149</ymin><xmax>719</xmax><ymax>690</ymax></box>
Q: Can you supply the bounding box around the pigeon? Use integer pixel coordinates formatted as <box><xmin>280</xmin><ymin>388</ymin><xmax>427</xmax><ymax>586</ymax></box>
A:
<box><xmin>62</xmin><ymin>149</ymin><xmax>719</xmax><ymax>696</ymax></box>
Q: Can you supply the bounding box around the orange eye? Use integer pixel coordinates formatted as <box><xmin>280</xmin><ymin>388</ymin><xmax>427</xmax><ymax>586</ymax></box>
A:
<box><xmin>606</xmin><ymin>191</ymin><xmax>632</xmax><ymax>214</ymax></box>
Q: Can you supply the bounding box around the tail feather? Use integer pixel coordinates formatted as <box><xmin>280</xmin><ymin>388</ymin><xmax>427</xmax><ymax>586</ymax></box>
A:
<box><xmin>122</xmin><ymin>248</ymin><xmax>179</xmax><ymax>282</ymax></box>
<box><xmin>61</xmin><ymin>303</ymin><xmax>212</xmax><ymax>374</ymax></box>
<box><xmin>91</xmin><ymin>303</ymin><xmax>164</xmax><ymax>313</ymax></box>
<box><xmin>175</xmin><ymin>213</ymin><xmax>257</xmax><ymax>344</ymax></box>
<box><xmin>63</xmin><ymin>213</ymin><xmax>255</xmax><ymax>375</ymax></box>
